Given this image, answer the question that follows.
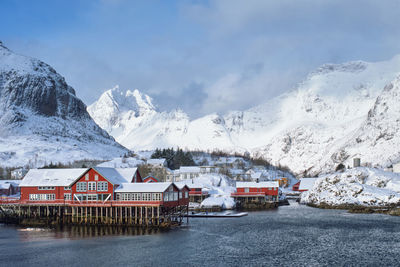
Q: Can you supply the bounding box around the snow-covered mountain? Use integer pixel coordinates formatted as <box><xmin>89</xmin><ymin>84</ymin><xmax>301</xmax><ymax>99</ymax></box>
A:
<box><xmin>88</xmin><ymin>55</ymin><xmax>400</xmax><ymax>176</ymax></box>
<box><xmin>0</xmin><ymin>42</ymin><xmax>129</xmax><ymax>168</ymax></box>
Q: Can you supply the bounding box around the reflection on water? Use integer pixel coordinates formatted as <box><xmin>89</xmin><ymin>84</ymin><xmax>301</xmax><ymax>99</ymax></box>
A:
<box><xmin>15</xmin><ymin>225</ymin><xmax>166</xmax><ymax>242</ymax></box>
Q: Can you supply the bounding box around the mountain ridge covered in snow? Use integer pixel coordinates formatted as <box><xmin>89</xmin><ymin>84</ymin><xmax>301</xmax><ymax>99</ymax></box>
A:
<box><xmin>88</xmin><ymin>55</ymin><xmax>400</xmax><ymax>176</ymax></box>
<box><xmin>0</xmin><ymin>42</ymin><xmax>130</xmax><ymax>168</ymax></box>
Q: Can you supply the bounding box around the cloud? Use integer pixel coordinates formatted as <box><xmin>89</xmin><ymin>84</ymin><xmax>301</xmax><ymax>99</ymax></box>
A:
<box><xmin>3</xmin><ymin>0</ymin><xmax>400</xmax><ymax>118</ymax></box>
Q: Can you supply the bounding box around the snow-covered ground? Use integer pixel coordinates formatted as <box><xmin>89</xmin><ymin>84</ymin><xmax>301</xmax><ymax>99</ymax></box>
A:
<box><xmin>176</xmin><ymin>174</ymin><xmax>236</xmax><ymax>209</ymax></box>
<box><xmin>301</xmin><ymin>167</ymin><xmax>400</xmax><ymax>206</ymax></box>
<box><xmin>97</xmin><ymin>157</ymin><xmax>144</xmax><ymax>168</ymax></box>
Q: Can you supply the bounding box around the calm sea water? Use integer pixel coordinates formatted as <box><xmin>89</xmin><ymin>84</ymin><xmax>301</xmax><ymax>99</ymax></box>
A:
<box><xmin>1</xmin><ymin>202</ymin><xmax>400</xmax><ymax>266</ymax></box>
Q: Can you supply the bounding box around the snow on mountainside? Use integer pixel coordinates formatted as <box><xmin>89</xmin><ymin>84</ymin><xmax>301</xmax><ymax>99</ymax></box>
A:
<box><xmin>88</xmin><ymin>55</ymin><xmax>400</xmax><ymax>176</ymax></box>
<box><xmin>300</xmin><ymin>168</ymin><xmax>400</xmax><ymax>206</ymax></box>
<box><xmin>0</xmin><ymin>42</ymin><xmax>129</xmax><ymax>168</ymax></box>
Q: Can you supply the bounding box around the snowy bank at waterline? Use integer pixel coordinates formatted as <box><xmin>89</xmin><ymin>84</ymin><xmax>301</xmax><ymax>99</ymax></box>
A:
<box><xmin>177</xmin><ymin>174</ymin><xmax>236</xmax><ymax>210</ymax></box>
<box><xmin>301</xmin><ymin>167</ymin><xmax>400</xmax><ymax>208</ymax></box>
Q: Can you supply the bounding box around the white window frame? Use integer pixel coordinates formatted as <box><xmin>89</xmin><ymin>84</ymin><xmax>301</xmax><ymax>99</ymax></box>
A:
<box><xmin>88</xmin><ymin>181</ymin><xmax>96</xmax><ymax>191</ymax></box>
<box><xmin>77</xmin><ymin>182</ymin><xmax>87</xmax><ymax>192</ymax></box>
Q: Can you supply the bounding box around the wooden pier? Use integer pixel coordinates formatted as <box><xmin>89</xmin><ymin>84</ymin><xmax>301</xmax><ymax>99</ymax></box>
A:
<box><xmin>0</xmin><ymin>201</ymin><xmax>188</xmax><ymax>228</ymax></box>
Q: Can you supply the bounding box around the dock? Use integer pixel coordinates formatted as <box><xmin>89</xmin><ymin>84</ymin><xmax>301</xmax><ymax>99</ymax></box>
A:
<box><xmin>186</xmin><ymin>211</ymin><xmax>248</xmax><ymax>218</ymax></box>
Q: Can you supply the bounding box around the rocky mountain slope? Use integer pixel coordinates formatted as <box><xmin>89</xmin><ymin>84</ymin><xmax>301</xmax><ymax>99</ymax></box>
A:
<box><xmin>0</xmin><ymin>42</ymin><xmax>129</xmax><ymax>168</ymax></box>
<box><xmin>88</xmin><ymin>55</ymin><xmax>400</xmax><ymax>176</ymax></box>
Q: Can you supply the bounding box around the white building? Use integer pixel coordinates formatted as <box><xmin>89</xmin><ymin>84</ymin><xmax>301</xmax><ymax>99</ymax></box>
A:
<box><xmin>11</xmin><ymin>168</ymin><xmax>29</xmax><ymax>179</ymax></box>
<box><xmin>146</xmin><ymin>158</ymin><xmax>168</xmax><ymax>168</ymax></box>
<box><xmin>393</xmin><ymin>162</ymin><xmax>400</xmax><ymax>173</ymax></box>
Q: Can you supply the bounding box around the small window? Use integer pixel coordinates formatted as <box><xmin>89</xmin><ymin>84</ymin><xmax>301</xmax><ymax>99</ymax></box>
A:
<box><xmin>85</xmin><ymin>173</ymin><xmax>89</xmax><ymax>180</ymax></box>
<box><xmin>95</xmin><ymin>174</ymin><xmax>99</xmax><ymax>181</ymax></box>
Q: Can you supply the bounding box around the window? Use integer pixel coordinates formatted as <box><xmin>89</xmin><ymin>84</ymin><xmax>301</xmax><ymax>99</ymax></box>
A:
<box><xmin>38</xmin><ymin>186</ymin><xmax>55</xmax><ymax>190</ymax></box>
<box><xmin>88</xmin><ymin>182</ymin><xmax>96</xmax><ymax>191</ymax></box>
<box><xmin>87</xmin><ymin>194</ymin><xmax>97</xmax><ymax>201</ymax></box>
<box><xmin>185</xmin><ymin>191</ymin><xmax>189</xmax><ymax>198</ymax></box>
<box><xmin>163</xmin><ymin>193</ymin><xmax>168</xmax><ymax>202</ymax></box>
<box><xmin>29</xmin><ymin>194</ymin><xmax>55</xmax><ymax>201</ymax></box>
<box><xmin>64</xmin><ymin>186</ymin><xmax>71</xmax><ymax>190</ymax></box>
<box><xmin>64</xmin><ymin>193</ymin><xmax>71</xmax><ymax>200</ymax></box>
<box><xmin>245</xmin><ymin>188</ymin><xmax>249</xmax><ymax>193</ymax></box>
<box><xmin>152</xmin><ymin>193</ymin><xmax>161</xmax><ymax>201</ymax></box>
<box><xmin>173</xmin><ymin>192</ymin><xmax>178</xmax><ymax>201</ymax></box>
<box><xmin>179</xmin><ymin>192</ymin><xmax>182</xmax><ymax>199</ymax></box>
<box><xmin>85</xmin><ymin>173</ymin><xmax>89</xmax><ymax>180</ymax></box>
<box><xmin>97</xmin><ymin>182</ymin><xmax>108</xmax><ymax>192</ymax></box>
<box><xmin>95</xmin><ymin>174</ymin><xmax>99</xmax><ymax>181</ymax></box>
<box><xmin>77</xmin><ymin>182</ymin><xmax>87</xmax><ymax>192</ymax></box>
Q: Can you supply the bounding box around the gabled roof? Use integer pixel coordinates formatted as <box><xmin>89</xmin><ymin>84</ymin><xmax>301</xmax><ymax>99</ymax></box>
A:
<box><xmin>93</xmin><ymin>167</ymin><xmax>133</xmax><ymax>185</ymax></box>
<box><xmin>115</xmin><ymin>182</ymin><xmax>175</xmax><ymax>193</ymax></box>
<box><xmin>299</xmin><ymin>178</ymin><xmax>318</xmax><ymax>191</ymax></box>
<box><xmin>143</xmin><ymin>176</ymin><xmax>159</xmax><ymax>183</ymax></box>
<box><xmin>236</xmin><ymin>181</ymin><xmax>279</xmax><ymax>188</ymax></box>
<box><xmin>20</xmin><ymin>169</ymin><xmax>88</xmax><ymax>187</ymax></box>
<box><xmin>115</xmin><ymin>168</ymin><xmax>138</xmax><ymax>183</ymax></box>
<box><xmin>176</xmin><ymin>183</ymin><xmax>190</xmax><ymax>191</ymax></box>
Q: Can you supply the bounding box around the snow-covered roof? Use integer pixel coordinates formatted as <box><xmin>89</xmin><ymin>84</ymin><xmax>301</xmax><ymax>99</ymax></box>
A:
<box><xmin>147</xmin><ymin>158</ymin><xmax>166</xmax><ymax>165</ymax></box>
<box><xmin>0</xmin><ymin>180</ymin><xmax>14</xmax><ymax>190</ymax></box>
<box><xmin>20</xmin><ymin>169</ymin><xmax>88</xmax><ymax>187</ymax></box>
<box><xmin>179</xmin><ymin>166</ymin><xmax>201</xmax><ymax>173</ymax></box>
<box><xmin>236</xmin><ymin>181</ymin><xmax>279</xmax><ymax>188</ymax></box>
<box><xmin>114</xmin><ymin>168</ymin><xmax>138</xmax><ymax>182</ymax></box>
<box><xmin>175</xmin><ymin>181</ymin><xmax>206</xmax><ymax>189</ymax></box>
<box><xmin>299</xmin><ymin>178</ymin><xmax>318</xmax><ymax>191</ymax></box>
<box><xmin>175</xmin><ymin>183</ymin><xmax>190</xmax><ymax>190</ymax></box>
<box><xmin>143</xmin><ymin>176</ymin><xmax>159</xmax><ymax>183</ymax></box>
<box><xmin>250</xmin><ymin>172</ymin><xmax>263</xmax><ymax>179</ymax></box>
<box><xmin>115</xmin><ymin>182</ymin><xmax>173</xmax><ymax>193</ymax></box>
<box><xmin>93</xmin><ymin>167</ymin><xmax>133</xmax><ymax>185</ymax></box>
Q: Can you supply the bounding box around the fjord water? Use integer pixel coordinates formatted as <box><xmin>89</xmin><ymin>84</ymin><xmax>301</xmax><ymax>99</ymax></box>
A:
<box><xmin>1</xmin><ymin>203</ymin><xmax>399</xmax><ymax>266</ymax></box>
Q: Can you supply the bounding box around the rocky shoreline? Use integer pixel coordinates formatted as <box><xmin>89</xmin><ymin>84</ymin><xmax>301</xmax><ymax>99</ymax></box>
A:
<box><xmin>306</xmin><ymin>202</ymin><xmax>400</xmax><ymax>216</ymax></box>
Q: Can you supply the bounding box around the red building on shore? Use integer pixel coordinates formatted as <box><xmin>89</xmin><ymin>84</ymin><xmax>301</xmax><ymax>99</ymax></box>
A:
<box><xmin>231</xmin><ymin>181</ymin><xmax>279</xmax><ymax>202</ymax></box>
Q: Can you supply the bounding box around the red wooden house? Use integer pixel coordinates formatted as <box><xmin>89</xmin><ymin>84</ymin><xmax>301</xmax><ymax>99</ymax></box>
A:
<box><xmin>176</xmin><ymin>184</ymin><xmax>190</xmax><ymax>206</ymax></box>
<box><xmin>232</xmin><ymin>181</ymin><xmax>279</xmax><ymax>202</ymax></box>
<box><xmin>19</xmin><ymin>167</ymin><xmax>142</xmax><ymax>204</ymax></box>
<box><xmin>0</xmin><ymin>180</ymin><xmax>20</xmax><ymax>196</ymax></box>
<box><xmin>19</xmin><ymin>168</ymin><xmax>88</xmax><ymax>203</ymax></box>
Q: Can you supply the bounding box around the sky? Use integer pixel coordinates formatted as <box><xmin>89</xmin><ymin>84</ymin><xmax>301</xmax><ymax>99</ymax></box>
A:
<box><xmin>1</xmin><ymin>0</ymin><xmax>400</xmax><ymax>118</ymax></box>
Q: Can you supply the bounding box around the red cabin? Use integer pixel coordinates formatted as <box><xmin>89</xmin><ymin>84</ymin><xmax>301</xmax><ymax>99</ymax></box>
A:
<box><xmin>19</xmin><ymin>168</ymin><xmax>88</xmax><ymax>204</ymax></box>
<box><xmin>232</xmin><ymin>181</ymin><xmax>279</xmax><ymax>202</ymax></box>
<box><xmin>176</xmin><ymin>184</ymin><xmax>190</xmax><ymax>206</ymax></box>
<box><xmin>0</xmin><ymin>180</ymin><xmax>20</xmax><ymax>196</ymax></box>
